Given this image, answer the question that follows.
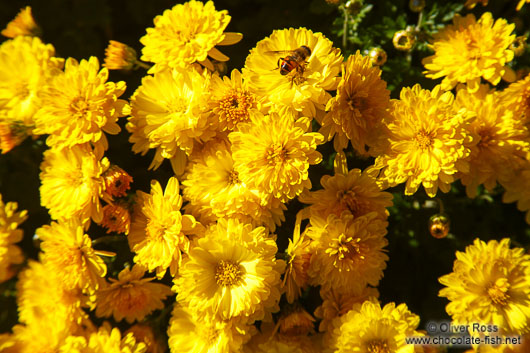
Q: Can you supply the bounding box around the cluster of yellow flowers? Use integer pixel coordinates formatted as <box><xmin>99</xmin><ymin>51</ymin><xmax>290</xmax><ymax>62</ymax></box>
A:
<box><xmin>0</xmin><ymin>1</ymin><xmax>530</xmax><ymax>353</ymax></box>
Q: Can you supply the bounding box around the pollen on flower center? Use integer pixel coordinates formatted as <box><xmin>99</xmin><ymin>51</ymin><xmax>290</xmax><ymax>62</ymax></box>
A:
<box><xmin>366</xmin><ymin>339</ymin><xmax>390</xmax><ymax>353</ymax></box>
<box><xmin>415</xmin><ymin>130</ymin><xmax>434</xmax><ymax>149</ymax></box>
<box><xmin>218</xmin><ymin>90</ymin><xmax>255</xmax><ymax>125</ymax></box>
<box><xmin>328</xmin><ymin>234</ymin><xmax>365</xmax><ymax>262</ymax></box>
<box><xmin>487</xmin><ymin>279</ymin><xmax>510</xmax><ymax>306</ymax></box>
<box><xmin>214</xmin><ymin>259</ymin><xmax>243</xmax><ymax>286</ymax></box>
<box><xmin>478</xmin><ymin>128</ymin><xmax>494</xmax><ymax>147</ymax></box>
<box><xmin>167</xmin><ymin>98</ymin><xmax>188</xmax><ymax>114</ymax></box>
<box><xmin>227</xmin><ymin>169</ymin><xmax>240</xmax><ymax>185</ymax></box>
<box><xmin>266</xmin><ymin>143</ymin><xmax>288</xmax><ymax>165</ymax></box>
<box><xmin>69</xmin><ymin>96</ymin><xmax>90</xmax><ymax>116</ymax></box>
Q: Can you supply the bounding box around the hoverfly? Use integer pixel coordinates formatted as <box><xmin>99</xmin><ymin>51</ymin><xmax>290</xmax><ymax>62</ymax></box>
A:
<box><xmin>265</xmin><ymin>45</ymin><xmax>312</xmax><ymax>75</ymax></box>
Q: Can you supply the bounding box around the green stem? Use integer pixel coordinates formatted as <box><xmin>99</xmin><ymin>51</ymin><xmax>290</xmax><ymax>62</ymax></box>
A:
<box><xmin>92</xmin><ymin>235</ymin><xmax>125</xmax><ymax>246</ymax></box>
<box><xmin>135</xmin><ymin>60</ymin><xmax>152</xmax><ymax>70</ymax></box>
<box><xmin>415</xmin><ymin>10</ymin><xmax>423</xmax><ymax>32</ymax></box>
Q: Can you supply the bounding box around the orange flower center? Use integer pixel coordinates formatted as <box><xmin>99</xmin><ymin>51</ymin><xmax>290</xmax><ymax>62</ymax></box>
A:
<box><xmin>487</xmin><ymin>278</ymin><xmax>510</xmax><ymax>306</ymax></box>
<box><xmin>366</xmin><ymin>339</ymin><xmax>390</xmax><ymax>353</ymax></box>
<box><xmin>327</xmin><ymin>233</ymin><xmax>365</xmax><ymax>264</ymax></box>
<box><xmin>227</xmin><ymin>169</ymin><xmax>240</xmax><ymax>186</ymax></box>
<box><xmin>266</xmin><ymin>143</ymin><xmax>288</xmax><ymax>165</ymax></box>
<box><xmin>215</xmin><ymin>260</ymin><xmax>243</xmax><ymax>286</ymax></box>
<box><xmin>218</xmin><ymin>89</ymin><xmax>255</xmax><ymax>128</ymax></box>
<box><xmin>414</xmin><ymin>130</ymin><xmax>434</xmax><ymax>149</ymax></box>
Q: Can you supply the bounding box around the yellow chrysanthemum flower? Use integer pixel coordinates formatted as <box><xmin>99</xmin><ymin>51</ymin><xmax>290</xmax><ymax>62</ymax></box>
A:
<box><xmin>455</xmin><ymin>84</ymin><xmax>530</xmax><ymax>198</ymax></box>
<box><xmin>229</xmin><ymin>109</ymin><xmax>324</xmax><ymax>202</ymax></box>
<box><xmin>314</xmin><ymin>286</ymin><xmax>379</xmax><ymax>332</ymax></box>
<box><xmin>318</xmin><ymin>51</ymin><xmax>391</xmax><ymax>155</ymax></box>
<box><xmin>0</xmin><ymin>195</ymin><xmax>27</xmax><ymax>282</ymax></box>
<box><xmin>104</xmin><ymin>40</ymin><xmax>139</xmax><ymax>71</ymax></box>
<box><xmin>501</xmin><ymin>165</ymin><xmax>530</xmax><ymax>224</ymax></box>
<box><xmin>307</xmin><ymin>212</ymin><xmax>388</xmax><ymax>292</ymax></box>
<box><xmin>101</xmin><ymin>203</ymin><xmax>131</xmax><ymax>235</ymax></box>
<box><xmin>439</xmin><ymin>238</ymin><xmax>530</xmax><ymax>335</ymax></box>
<box><xmin>140</xmin><ymin>0</ymin><xmax>242</xmax><ymax>73</ymax></box>
<box><xmin>299</xmin><ymin>167</ymin><xmax>393</xmax><ymax>222</ymax></box>
<box><xmin>33</xmin><ymin>56</ymin><xmax>128</xmax><ymax>151</ymax></box>
<box><xmin>328</xmin><ymin>299</ymin><xmax>423</xmax><ymax>353</ymax></box>
<box><xmin>497</xmin><ymin>73</ymin><xmax>530</xmax><ymax>125</ymax></box>
<box><xmin>128</xmin><ymin>177</ymin><xmax>203</xmax><ymax>278</ymax></box>
<box><xmin>0</xmin><ymin>36</ymin><xmax>63</xmax><ymax>128</ymax></box>
<box><xmin>422</xmin><ymin>12</ymin><xmax>516</xmax><ymax>92</ymax></box>
<box><xmin>37</xmin><ymin>219</ymin><xmax>106</xmax><ymax>294</ymax></box>
<box><xmin>167</xmin><ymin>304</ymin><xmax>254</xmax><ymax>353</ymax></box>
<box><xmin>1</xmin><ymin>6</ymin><xmax>41</xmax><ymax>38</ymax></box>
<box><xmin>127</xmin><ymin>68</ymin><xmax>216</xmax><ymax>175</ymax></box>
<box><xmin>210</xmin><ymin>69</ymin><xmax>261</xmax><ymax>131</ymax></box>
<box><xmin>95</xmin><ymin>264</ymin><xmax>172</xmax><ymax>323</ymax></box>
<box><xmin>283</xmin><ymin>225</ymin><xmax>312</xmax><ymax>304</ymax></box>
<box><xmin>16</xmin><ymin>260</ymin><xmax>91</xmax><ymax>351</ymax></box>
<box><xmin>243</xmin><ymin>27</ymin><xmax>342</xmax><ymax>117</ymax></box>
<box><xmin>243</xmin><ymin>322</ymin><xmax>319</xmax><ymax>353</ymax></box>
<box><xmin>173</xmin><ymin>218</ymin><xmax>285</xmax><ymax>322</ymax></box>
<box><xmin>182</xmin><ymin>139</ymin><xmax>286</xmax><ymax>231</ymax></box>
<box><xmin>60</xmin><ymin>323</ymin><xmax>146</xmax><ymax>353</ymax></box>
<box><xmin>368</xmin><ymin>84</ymin><xmax>475</xmax><ymax>197</ymax></box>
<box><xmin>39</xmin><ymin>144</ymin><xmax>110</xmax><ymax>227</ymax></box>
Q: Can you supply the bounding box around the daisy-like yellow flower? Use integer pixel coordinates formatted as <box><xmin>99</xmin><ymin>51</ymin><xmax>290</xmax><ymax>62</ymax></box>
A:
<box><xmin>33</xmin><ymin>56</ymin><xmax>128</xmax><ymax>151</ymax></box>
<box><xmin>127</xmin><ymin>68</ymin><xmax>215</xmax><ymax>175</ymax></box>
<box><xmin>1</xmin><ymin>6</ymin><xmax>41</xmax><ymax>38</ymax></box>
<box><xmin>299</xmin><ymin>165</ymin><xmax>393</xmax><ymax>222</ymax></box>
<box><xmin>368</xmin><ymin>84</ymin><xmax>475</xmax><ymax>197</ymax></box>
<box><xmin>277</xmin><ymin>303</ymin><xmax>316</xmax><ymax>336</ymax></box>
<box><xmin>318</xmin><ymin>51</ymin><xmax>391</xmax><ymax>155</ymax></box>
<box><xmin>306</xmin><ymin>212</ymin><xmax>388</xmax><ymax>292</ymax></box>
<box><xmin>140</xmin><ymin>0</ymin><xmax>242</xmax><ymax>73</ymax></box>
<box><xmin>167</xmin><ymin>304</ymin><xmax>254</xmax><ymax>353</ymax></box>
<box><xmin>16</xmin><ymin>261</ymin><xmax>92</xmax><ymax>351</ymax></box>
<box><xmin>328</xmin><ymin>299</ymin><xmax>423</xmax><ymax>353</ymax></box>
<box><xmin>455</xmin><ymin>85</ymin><xmax>530</xmax><ymax>198</ymax></box>
<box><xmin>128</xmin><ymin>177</ymin><xmax>203</xmax><ymax>278</ymax></box>
<box><xmin>60</xmin><ymin>323</ymin><xmax>146</xmax><ymax>353</ymax></box>
<box><xmin>209</xmin><ymin>69</ymin><xmax>261</xmax><ymax>131</ymax></box>
<box><xmin>497</xmin><ymin>73</ymin><xmax>530</xmax><ymax>125</ymax></box>
<box><xmin>314</xmin><ymin>286</ymin><xmax>379</xmax><ymax>332</ymax></box>
<box><xmin>173</xmin><ymin>218</ymin><xmax>285</xmax><ymax>322</ymax></box>
<box><xmin>182</xmin><ymin>139</ymin><xmax>286</xmax><ymax>231</ymax></box>
<box><xmin>0</xmin><ymin>195</ymin><xmax>27</xmax><ymax>282</ymax></box>
<box><xmin>37</xmin><ymin>219</ymin><xmax>106</xmax><ymax>294</ymax></box>
<box><xmin>95</xmin><ymin>264</ymin><xmax>172</xmax><ymax>323</ymax></box>
<box><xmin>422</xmin><ymin>12</ymin><xmax>516</xmax><ymax>92</ymax></box>
<box><xmin>243</xmin><ymin>27</ymin><xmax>342</xmax><ymax>117</ymax></box>
<box><xmin>104</xmin><ymin>40</ymin><xmax>140</xmax><ymax>71</ymax></box>
<box><xmin>39</xmin><ymin>144</ymin><xmax>110</xmax><ymax>227</ymax></box>
<box><xmin>439</xmin><ymin>238</ymin><xmax>530</xmax><ymax>335</ymax></box>
<box><xmin>101</xmin><ymin>203</ymin><xmax>131</xmax><ymax>234</ymax></box>
<box><xmin>0</xmin><ymin>36</ymin><xmax>63</xmax><ymax>128</ymax></box>
<box><xmin>229</xmin><ymin>109</ymin><xmax>324</xmax><ymax>202</ymax></box>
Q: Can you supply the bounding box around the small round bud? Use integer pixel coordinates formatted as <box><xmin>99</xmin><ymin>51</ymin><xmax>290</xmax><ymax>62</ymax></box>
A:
<box><xmin>368</xmin><ymin>47</ymin><xmax>387</xmax><ymax>66</ymax></box>
<box><xmin>429</xmin><ymin>214</ymin><xmax>450</xmax><ymax>239</ymax></box>
<box><xmin>409</xmin><ymin>0</ymin><xmax>425</xmax><ymax>12</ymax></box>
<box><xmin>393</xmin><ymin>30</ymin><xmax>416</xmax><ymax>51</ymax></box>
<box><xmin>510</xmin><ymin>36</ymin><xmax>527</xmax><ymax>57</ymax></box>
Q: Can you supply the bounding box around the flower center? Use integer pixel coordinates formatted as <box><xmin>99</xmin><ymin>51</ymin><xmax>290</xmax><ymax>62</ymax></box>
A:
<box><xmin>487</xmin><ymin>278</ymin><xmax>510</xmax><ymax>306</ymax></box>
<box><xmin>478</xmin><ymin>127</ymin><xmax>494</xmax><ymax>148</ymax></box>
<box><xmin>166</xmin><ymin>98</ymin><xmax>188</xmax><ymax>114</ymax></box>
<box><xmin>69</xmin><ymin>96</ymin><xmax>89</xmax><ymax>117</ymax></box>
<box><xmin>146</xmin><ymin>220</ymin><xmax>167</xmax><ymax>242</ymax></box>
<box><xmin>347</xmin><ymin>95</ymin><xmax>368</xmax><ymax>115</ymax></box>
<box><xmin>366</xmin><ymin>339</ymin><xmax>390</xmax><ymax>353</ymax></box>
<box><xmin>326</xmin><ymin>233</ymin><xmax>365</xmax><ymax>265</ymax></box>
<box><xmin>266</xmin><ymin>143</ymin><xmax>288</xmax><ymax>165</ymax></box>
<box><xmin>218</xmin><ymin>90</ymin><xmax>255</xmax><ymax>128</ymax></box>
<box><xmin>337</xmin><ymin>189</ymin><xmax>367</xmax><ymax>217</ymax></box>
<box><xmin>465</xmin><ymin>37</ymin><xmax>482</xmax><ymax>60</ymax></box>
<box><xmin>227</xmin><ymin>169</ymin><xmax>240</xmax><ymax>186</ymax></box>
<box><xmin>414</xmin><ymin>130</ymin><xmax>434</xmax><ymax>149</ymax></box>
<box><xmin>215</xmin><ymin>260</ymin><xmax>243</xmax><ymax>286</ymax></box>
